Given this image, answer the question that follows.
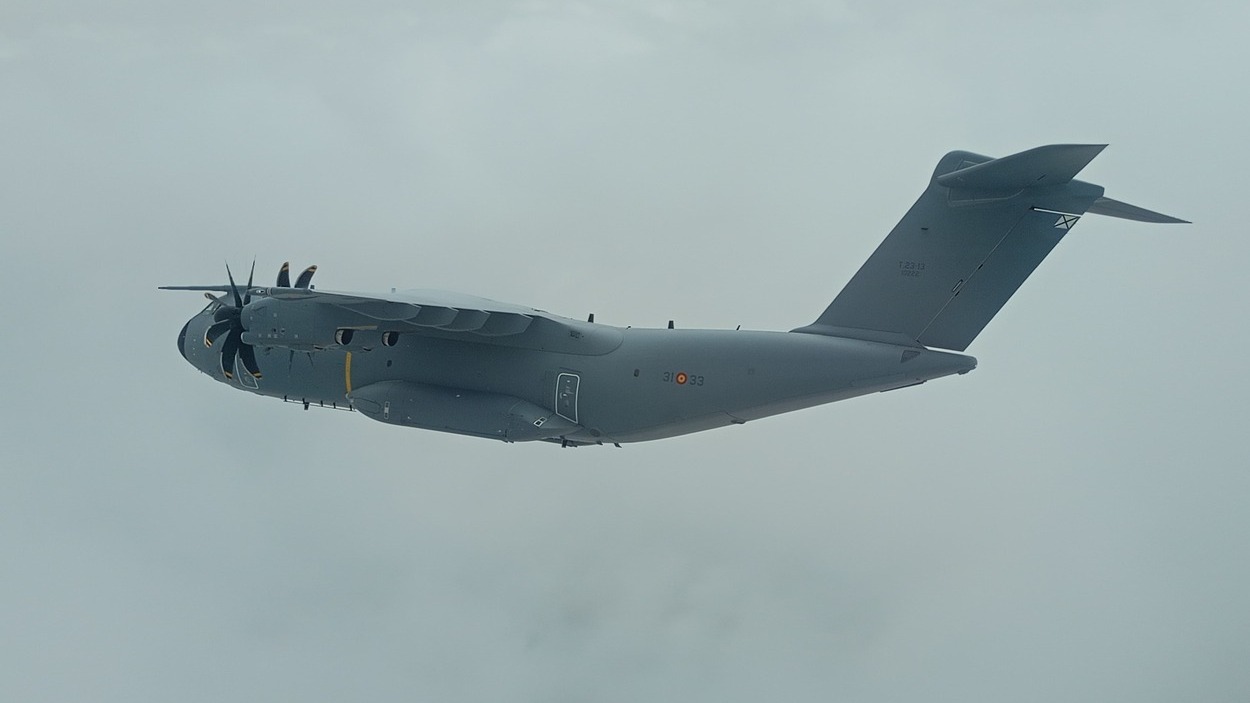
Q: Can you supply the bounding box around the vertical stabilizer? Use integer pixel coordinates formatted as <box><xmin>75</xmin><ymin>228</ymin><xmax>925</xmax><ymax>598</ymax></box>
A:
<box><xmin>794</xmin><ymin>145</ymin><xmax>1184</xmax><ymax>351</ymax></box>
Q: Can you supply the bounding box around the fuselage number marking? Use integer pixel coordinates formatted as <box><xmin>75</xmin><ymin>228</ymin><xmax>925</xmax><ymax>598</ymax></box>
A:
<box><xmin>899</xmin><ymin>260</ymin><xmax>926</xmax><ymax>277</ymax></box>
<box><xmin>663</xmin><ymin>371</ymin><xmax>705</xmax><ymax>386</ymax></box>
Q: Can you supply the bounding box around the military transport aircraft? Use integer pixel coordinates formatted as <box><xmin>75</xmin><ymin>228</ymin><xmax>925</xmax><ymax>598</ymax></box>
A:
<box><xmin>164</xmin><ymin>144</ymin><xmax>1185</xmax><ymax>446</ymax></box>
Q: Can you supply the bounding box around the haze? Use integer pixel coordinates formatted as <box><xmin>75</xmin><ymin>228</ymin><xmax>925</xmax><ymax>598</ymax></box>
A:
<box><xmin>3</xmin><ymin>2</ymin><xmax>1248</xmax><ymax>701</ymax></box>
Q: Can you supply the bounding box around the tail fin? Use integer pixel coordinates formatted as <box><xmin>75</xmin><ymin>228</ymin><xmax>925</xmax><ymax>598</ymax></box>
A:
<box><xmin>794</xmin><ymin>144</ymin><xmax>1186</xmax><ymax>351</ymax></box>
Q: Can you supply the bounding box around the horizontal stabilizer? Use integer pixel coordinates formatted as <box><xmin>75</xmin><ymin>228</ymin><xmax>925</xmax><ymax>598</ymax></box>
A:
<box><xmin>1085</xmin><ymin>196</ymin><xmax>1189</xmax><ymax>223</ymax></box>
<box><xmin>935</xmin><ymin>144</ymin><xmax>1106</xmax><ymax>191</ymax></box>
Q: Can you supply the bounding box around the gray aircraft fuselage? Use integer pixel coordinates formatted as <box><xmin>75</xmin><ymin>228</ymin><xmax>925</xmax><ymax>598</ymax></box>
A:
<box><xmin>176</xmin><ymin>308</ymin><xmax>976</xmax><ymax>444</ymax></box>
<box><xmin>166</xmin><ymin>145</ymin><xmax>1184</xmax><ymax>446</ymax></box>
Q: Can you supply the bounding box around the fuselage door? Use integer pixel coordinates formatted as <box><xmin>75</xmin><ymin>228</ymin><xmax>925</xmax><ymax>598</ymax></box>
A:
<box><xmin>556</xmin><ymin>372</ymin><xmax>580</xmax><ymax>423</ymax></box>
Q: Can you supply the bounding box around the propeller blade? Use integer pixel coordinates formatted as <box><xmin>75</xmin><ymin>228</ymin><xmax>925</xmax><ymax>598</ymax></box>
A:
<box><xmin>294</xmin><ymin>265</ymin><xmax>317</xmax><ymax>289</ymax></box>
<box><xmin>204</xmin><ymin>320</ymin><xmax>232</xmax><ymax>347</ymax></box>
<box><xmin>212</xmin><ymin>303</ymin><xmax>243</xmax><ymax>324</ymax></box>
<box><xmin>243</xmin><ymin>260</ymin><xmax>256</xmax><ymax>306</ymax></box>
<box><xmin>277</xmin><ymin>262</ymin><xmax>291</xmax><ymax>288</ymax></box>
<box><xmin>219</xmin><ymin>329</ymin><xmax>241</xmax><ymax>379</ymax></box>
<box><xmin>225</xmin><ymin>264</ymin><xmax>243</xmax><ymax>308</ymax></box>
<box><xmin>238</xmin><ymin>343</ymin><xmax>262</xmax><ymax>379</ymax></box>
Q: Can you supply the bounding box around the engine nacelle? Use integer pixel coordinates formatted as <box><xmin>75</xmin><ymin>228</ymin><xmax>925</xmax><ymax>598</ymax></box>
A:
<box><xmin>240</xmin><ymin>298</ymin><xmax>400</xmax><ymax>351</ymax></box>
<box><xmin>348</xmin><ymin>381</ymin><xmax>579</xmax><ymax>442</ymax></box>
<box><xmin>239</xmin><ymin>298</ymin><xmax>332</xmax><ymax>348</ymax></box>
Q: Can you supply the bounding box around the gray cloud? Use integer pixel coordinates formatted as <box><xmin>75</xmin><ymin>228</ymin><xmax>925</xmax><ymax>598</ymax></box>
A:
<box><xmin>2</xmin><ymin>1</ymin><xmax>1248</xmax><ymax>701</ymax></box>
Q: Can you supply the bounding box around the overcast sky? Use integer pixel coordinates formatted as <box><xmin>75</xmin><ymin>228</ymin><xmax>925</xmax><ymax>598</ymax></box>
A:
<box><xmin>3</xmin><ymin>1</ymin><xmax>1248</xmax><ymax>701</ymax></box>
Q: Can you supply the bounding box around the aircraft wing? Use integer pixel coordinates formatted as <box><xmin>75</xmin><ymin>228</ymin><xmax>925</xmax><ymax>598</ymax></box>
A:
<box><xmin>261</xmin><ymin>286</ymin><xmax>542</xmax><ymax>336</ymax></box>
<box><xmin>245</xmin><ymin>286</ymin><xmax>623</xmax><ymax>355</ymax></box>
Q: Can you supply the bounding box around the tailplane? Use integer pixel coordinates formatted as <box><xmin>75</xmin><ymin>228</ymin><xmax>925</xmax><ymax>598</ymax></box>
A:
<box><xmin>794</xmin><ymin>144</ymin><xmax>1186</xmax><ymax>351</ymax></box>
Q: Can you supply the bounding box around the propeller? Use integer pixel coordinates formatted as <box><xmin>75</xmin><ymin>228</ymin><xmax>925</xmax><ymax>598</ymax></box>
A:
<box><xmin>174</xmin><ymin>260</ymin><xmax>318</xmax><ymax>380</ymax></box>
<box><xmin>276</xmin><ymin>261</ymin><xmax>316</xmax><ymax>289</ymax></box>
<box><xmin>203</xmin><ymin>262</ymin><xmax>262</xmax><ymax>380</ymax></box>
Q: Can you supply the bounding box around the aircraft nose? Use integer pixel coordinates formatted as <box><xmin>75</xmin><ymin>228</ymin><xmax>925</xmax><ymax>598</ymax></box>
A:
<box><xmin>177</xmin><ymin>319</ymin><xmax>191</xmax><ymax>362</ymax></box>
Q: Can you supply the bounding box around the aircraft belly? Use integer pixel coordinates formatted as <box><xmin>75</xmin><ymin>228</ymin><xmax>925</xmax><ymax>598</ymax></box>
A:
<box><xmin>349</xmin><ymin>380</ymin><xmax>578</xmax><ymax>442</ymax></box>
